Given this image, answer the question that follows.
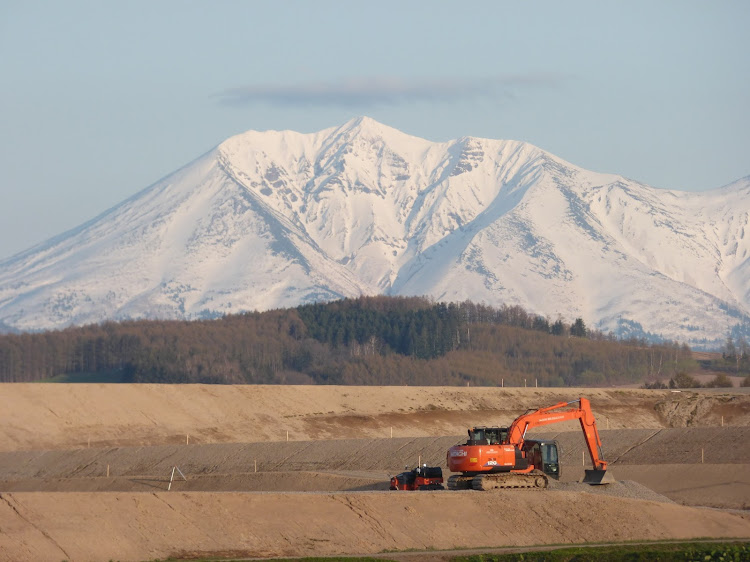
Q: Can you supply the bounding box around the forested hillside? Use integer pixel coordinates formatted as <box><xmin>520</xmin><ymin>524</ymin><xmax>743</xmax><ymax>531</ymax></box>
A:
<box><xmin>0</xmin><ymin>297</ymin><xmax>696</xmax><ymax>386</ymax></box>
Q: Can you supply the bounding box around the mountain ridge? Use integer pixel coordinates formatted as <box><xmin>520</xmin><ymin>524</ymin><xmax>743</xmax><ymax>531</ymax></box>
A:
<box><xmin>1</xmin><ymin>117</ymin><xmax>748</xmax><ymax>348</ymax></box>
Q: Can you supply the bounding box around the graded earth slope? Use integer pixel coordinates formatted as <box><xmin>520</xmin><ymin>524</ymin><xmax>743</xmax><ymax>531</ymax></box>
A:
<box><xmin>1</xmin><ymin>489</ymin><xmax>749</xmax><ymax>562</ymax></box>
<box><xmin>2</xmin><ymin>384</ymin><xmax>748</xmax><ymax>451</ymax></box>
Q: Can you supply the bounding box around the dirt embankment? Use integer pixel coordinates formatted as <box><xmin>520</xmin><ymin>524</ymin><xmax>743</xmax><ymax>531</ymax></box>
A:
<box><xmin>654</xmin><ymin>392</ymin><xmax>750</xmax><ymax>426</ymax></box>
<box><xmin>2</xmin><ymin>384</ymin><xmax>748</xmax><ymax>452</ymax></box>
<box><xmin>1</xmin><ymin>489</ymin><xmax>748</xmax><ymax>562</ymax></box>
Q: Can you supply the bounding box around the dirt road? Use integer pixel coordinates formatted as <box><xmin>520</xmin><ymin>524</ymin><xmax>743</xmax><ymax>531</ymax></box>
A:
<box><xmin>1</xmin><ymin>428</ymin><xmax>748</xmax><ymax>508</ymax></box>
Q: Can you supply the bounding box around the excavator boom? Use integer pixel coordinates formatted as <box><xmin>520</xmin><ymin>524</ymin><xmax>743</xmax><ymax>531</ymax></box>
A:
<box><xmin>507</xmin><ymin>397</ymin><xmax>609</xmax><ymax>472</ymax></box>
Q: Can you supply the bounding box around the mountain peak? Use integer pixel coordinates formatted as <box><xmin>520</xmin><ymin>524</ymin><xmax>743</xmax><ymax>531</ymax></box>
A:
<box><xmin>333</xmin><ymin>115</ymin><xmax>417</xmax><ymax>144</ymax></box>
<box><xmin>345</xmin><ymin>115</ymin><xmax>379</xmax><ymax>129</ymax></box>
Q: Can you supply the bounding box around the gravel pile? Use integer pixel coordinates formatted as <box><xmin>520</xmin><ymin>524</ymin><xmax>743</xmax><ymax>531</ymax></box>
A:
<box><xmin>549</xmin><ymin>479</ymin><xmax>675</xmax><ymax>504</ymax></box>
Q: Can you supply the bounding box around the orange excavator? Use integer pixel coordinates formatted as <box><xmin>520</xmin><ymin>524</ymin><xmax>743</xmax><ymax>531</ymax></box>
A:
<box><xmin>446</xmin><ymin>397</ymin><xmax>614</xmax><ymax>490</ymax></box>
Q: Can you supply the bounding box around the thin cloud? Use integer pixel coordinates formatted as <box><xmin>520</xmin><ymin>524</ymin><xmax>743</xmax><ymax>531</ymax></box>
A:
<box><xmin>215</xmin><ymin>75</ymin><xmax>567</xmax><ymax>108</ymax></box>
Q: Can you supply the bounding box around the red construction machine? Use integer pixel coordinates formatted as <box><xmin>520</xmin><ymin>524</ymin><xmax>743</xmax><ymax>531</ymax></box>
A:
<box><xmin>390</xmin><ymin>464</ymin><xmax>444</xmax><ymax>490</ymax></box>
<box><xmin>446</xmin><ymin>397</ymin><xmax>614</xmax><ymax>490</ymax></box>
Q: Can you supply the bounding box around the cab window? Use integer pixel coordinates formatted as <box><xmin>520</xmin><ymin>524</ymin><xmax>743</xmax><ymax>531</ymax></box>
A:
<box><xmin>542</xmin><ymin>443</ymin><xmax>558</xmax><ymax>464</ymax></box>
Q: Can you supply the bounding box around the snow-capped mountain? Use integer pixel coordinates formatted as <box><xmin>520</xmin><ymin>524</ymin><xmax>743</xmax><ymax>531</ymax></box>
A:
<box><xmin>1</xmin><ymin>116</ymin><xmax>748</xmax><ymax>348</ymax></box>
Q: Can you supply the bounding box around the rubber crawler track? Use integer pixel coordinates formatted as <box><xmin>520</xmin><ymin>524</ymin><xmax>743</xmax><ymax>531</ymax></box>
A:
<box><xmin>447</xmin><ymin>472</ymin><xmax>549</xmax><ymax>490</ymax></box>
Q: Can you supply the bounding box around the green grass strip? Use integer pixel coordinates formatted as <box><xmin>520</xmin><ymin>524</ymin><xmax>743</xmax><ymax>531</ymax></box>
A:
<box><xmin>450</xmin><ymin>540</ymin><xmax>750</xmax><ymax>562</ymax></box>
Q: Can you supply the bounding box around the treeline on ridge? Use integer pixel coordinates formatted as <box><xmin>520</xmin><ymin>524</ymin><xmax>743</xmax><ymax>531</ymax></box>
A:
<box><xmin>0</xmin><ymin>296</ymin><xmax>696</xmax><ymax>386</ymax></box>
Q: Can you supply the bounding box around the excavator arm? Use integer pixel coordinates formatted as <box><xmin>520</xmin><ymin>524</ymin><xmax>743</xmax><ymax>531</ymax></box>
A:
<box><xmin>506</xmin><ymin>397</ymin><xmax>610</xmax><ymax>478</ymax></box>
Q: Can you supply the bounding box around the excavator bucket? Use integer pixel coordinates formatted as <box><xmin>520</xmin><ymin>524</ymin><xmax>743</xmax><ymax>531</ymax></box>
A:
<box><xmin>581</xmin><ymin>469</ymin><xmax>616</xmax><ymax>485</ymax></box>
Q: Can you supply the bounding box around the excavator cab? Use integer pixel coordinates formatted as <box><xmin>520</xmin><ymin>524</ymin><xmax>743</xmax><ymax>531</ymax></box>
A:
<box><xmin>466</xmin><ymin>426</ymin><xmax>508</xmax><ymax>445</ymax></box>
<box><xmin>523</xmin><ymin>439</ymin><xmax>561</xmax><ymax>480</ymax></box>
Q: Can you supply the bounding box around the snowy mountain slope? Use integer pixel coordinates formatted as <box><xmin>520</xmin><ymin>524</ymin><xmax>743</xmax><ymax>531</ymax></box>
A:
<box><xmin>392</xmin><ymin>154</ymin><xmax>750</xmax><ymax>343</ymax></box>
<box><xmin>0</xmin><ymin>148</ymin><xmax>363</xmax><ymax>328</ymax></box>
<box><xmin>0</xmin><ymin>117</ymin><xmax>748</xmax><ymax>347</ymax></box>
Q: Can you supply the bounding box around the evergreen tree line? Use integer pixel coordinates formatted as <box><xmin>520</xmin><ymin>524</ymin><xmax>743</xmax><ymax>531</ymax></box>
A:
<box><xmin>296</xmin><ymin>297</ymin><xmax>462</xmax><ymax>359</ymax></box>
<box><xmin>0</xmin><ymin>296</ymin><xmax>697</xmax><ymax>386</ymax></box>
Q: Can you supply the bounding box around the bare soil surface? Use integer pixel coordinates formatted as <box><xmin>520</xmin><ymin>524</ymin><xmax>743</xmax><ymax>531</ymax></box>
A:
<box><xmin>0</xmin><ymin>384</ymin><xmax>749</xmax><ymax>561</ymax></box>
<box><xmin>0</xmin><ymin>429</ymin><xmax>748</xmax><ymax>504</ymax></box>
<box><xmin>2</xmin><ymin>384</ymin><xmax>749</xmax><ymax>452</ymax></box>
<box><xmin>1</xmin><ymin>490</ymin><xmax>748</xmax><ymax>562</ymax></box>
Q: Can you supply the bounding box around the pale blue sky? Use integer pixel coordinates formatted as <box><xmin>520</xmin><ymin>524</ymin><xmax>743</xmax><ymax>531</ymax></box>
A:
<box><xmin>1</xmin><ymin>1</ymin><xmax>748</xmax><ymax>260</ymax></box>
